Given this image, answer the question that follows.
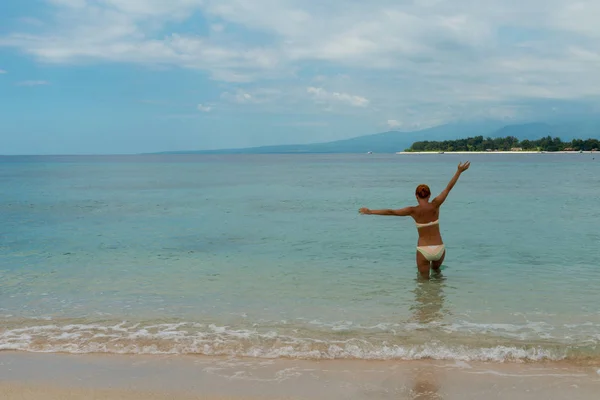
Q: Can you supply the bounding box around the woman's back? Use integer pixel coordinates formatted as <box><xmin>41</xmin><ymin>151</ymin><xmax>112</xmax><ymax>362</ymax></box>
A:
<box><xmin>412</xmin><ymin>202</ymin><xmax>439</xmax><ymax>226</ymax></box>
<box><xmin>412</xmin><ymin>203</ymin><xmax>442</xmax><ymax>246</ymax></box>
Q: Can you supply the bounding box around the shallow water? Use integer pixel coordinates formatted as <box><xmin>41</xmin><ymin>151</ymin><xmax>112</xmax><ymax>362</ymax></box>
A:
<box><xmin>1</xmin><ymin>154</ymin><xmax>599</xmax><ymax>361</ymax></box>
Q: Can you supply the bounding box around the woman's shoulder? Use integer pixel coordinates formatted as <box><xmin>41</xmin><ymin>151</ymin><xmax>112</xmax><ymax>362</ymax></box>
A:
<box><xmin>414</xmin><ymin>202</ymin><xmax>438</xmax><ymax>212</ymax></box>
<box><xmin>415</xmin><ymin>203</ymin><xmax>439</xmax><ymax>217</ymax></box>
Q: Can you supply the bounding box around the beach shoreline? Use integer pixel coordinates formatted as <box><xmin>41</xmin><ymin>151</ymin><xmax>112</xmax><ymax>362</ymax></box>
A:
<box><xmin>1</xmin><ymin>352</ymin><xmax>599</xmax><ymax>399</ymax></box>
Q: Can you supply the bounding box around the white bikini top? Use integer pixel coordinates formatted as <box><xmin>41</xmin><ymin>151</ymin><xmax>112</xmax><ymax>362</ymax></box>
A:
<box><xmin>415</xmin><ymin>219</ymin><xmax>439</xmax><ymax>229</ymax></box>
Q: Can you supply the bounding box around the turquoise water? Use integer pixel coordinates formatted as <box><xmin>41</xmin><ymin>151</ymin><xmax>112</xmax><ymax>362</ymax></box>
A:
<box><xmin>1</xmin><ymin>154</ymin><xmax>599</xmax><ymax>361</ymax></box>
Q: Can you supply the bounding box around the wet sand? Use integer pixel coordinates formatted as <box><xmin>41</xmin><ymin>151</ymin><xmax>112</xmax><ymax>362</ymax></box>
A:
<box><xmin>0</xmin><ymin>385</ymin><xmax>269</xmax><ymax>400</ymax></box>
<box><xmin>1</xmin><ymin>352</ymin><xmax>599</xmax><ymax>399</ymax></box>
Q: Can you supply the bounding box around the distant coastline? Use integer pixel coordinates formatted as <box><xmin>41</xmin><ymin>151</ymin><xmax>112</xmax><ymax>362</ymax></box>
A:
<box><xmin>405</xmin><ymin>135</ymin><xmax>599</xmax><ymax>153</ymax></box>
<box><xmin>150</xmin><ymin>127</ymin><xmax>600</xmax><ymax>156</ymax></box>
<box><xmin>396</xmin><ymin>150</ymin><xmax>597</xmax><ymax>154</ymax></box>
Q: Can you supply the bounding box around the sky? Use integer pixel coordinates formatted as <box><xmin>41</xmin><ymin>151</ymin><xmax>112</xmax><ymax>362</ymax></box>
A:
<box><xmin>1</xmin><ymin>0</ymin><xmax>600</xmax><ymax>154</ymax></box>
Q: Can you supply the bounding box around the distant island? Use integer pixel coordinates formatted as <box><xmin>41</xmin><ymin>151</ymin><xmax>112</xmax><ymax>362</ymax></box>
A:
<box><xmin>404</xmin><ymin>135</ymin><xmax>600</xmax><ymax>153</ymax></box>
<box><xmin>152</xmin><ymin>120</ymin><xmax>600</xmax><ymax>155</ymax></box>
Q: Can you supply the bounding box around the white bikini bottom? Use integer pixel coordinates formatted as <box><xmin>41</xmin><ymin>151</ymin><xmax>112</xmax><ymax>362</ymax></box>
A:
<box><xmin>416</xmin><ymin>245</ymin><xmax>446</xmax><ymax>261</ymax></box>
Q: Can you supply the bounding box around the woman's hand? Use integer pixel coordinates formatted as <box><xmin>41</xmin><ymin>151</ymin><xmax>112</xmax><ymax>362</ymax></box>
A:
<box><xmin>457</xmin><ymin>161</ymin><xmax>470</xmax><ymax>173</ymax></box>
<box><xmin>359</xmin><ymin>207</ymin><xmax>371</xmax><ymax>215</ymax></box>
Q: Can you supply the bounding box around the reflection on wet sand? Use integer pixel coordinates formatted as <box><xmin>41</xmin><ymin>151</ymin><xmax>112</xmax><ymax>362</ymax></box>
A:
<box><xmin>410</xmin><ymin>274</ymin><xmax>447</xmax><ymax>399</ymax></box>
<box><xmin>410</xmin><ymin>273</ymin><xmax>447</xmax><ymax>324</ymax></box>
<box><xmin>411</xmin><ymin>367</ymin><xmax>442</xmax><ymax>399</ymax></box>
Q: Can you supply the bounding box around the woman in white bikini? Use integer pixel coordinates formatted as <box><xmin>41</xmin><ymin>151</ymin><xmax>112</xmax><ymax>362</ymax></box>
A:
<box><xmin>359</xmin><ymin>161</ymin><xmax>470</xmax><ymax>278</ymax></box>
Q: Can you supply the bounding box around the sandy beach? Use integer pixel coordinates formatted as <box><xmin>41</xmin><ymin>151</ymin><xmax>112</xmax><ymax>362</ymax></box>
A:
<box><xmin>1</xmin><ymin>352</ymin><xmax>599</xmax><ymax>400</ymax></box>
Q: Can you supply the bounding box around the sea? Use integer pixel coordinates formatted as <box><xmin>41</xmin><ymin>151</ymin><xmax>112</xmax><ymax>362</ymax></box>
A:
<box><xmin>1</xmin><ymin>153</ymin><xmax>599</xmax><ymax>363</ymax></box>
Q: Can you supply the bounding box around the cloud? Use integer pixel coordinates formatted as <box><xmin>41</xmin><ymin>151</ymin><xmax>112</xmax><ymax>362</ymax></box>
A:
<box><xmin>220</xmin><ymin>88</ymin><xmax>282</xmax><ymax>105</ymax></box>
<box><xmin>307</xmin><ymin>87</ymin><xmax>369</xmax><ymax>108</ymax></box>
<box><xmin>387</xmin><ymin>120</ymin><xmax>401</xmax><ymax>129</ymax></box>
<box><xmin>2</xmin><ymin>0</ymin><xmax>600</xmax><ymax>125</ymax></box>
<box><xmin>16</xmin><ymin>80</ymin><xmax>50</xmax><ymax>86</ymax></box>
<box><xmin>221</xmin><ymin>91</ymin><xmax>254</xmax><ymax>104</ymax></box>
<box><xmin>0</xmin><ymin>69</ymin><xmax>7</xmax><ymax>74</ymax></box>
<box><xmin>0</xmin><ymin>1</ymin><xmax>281</xmax><ymax>83</ymax></box>
<box><xmin>197</xmin><ymin>103</ymin><xmax>212</xmax><ymax>112</ymax></box>
<box><xmin>210</xmin><ymin>24</ymin><xmax>225</xmax><ymax>33</ymax></box>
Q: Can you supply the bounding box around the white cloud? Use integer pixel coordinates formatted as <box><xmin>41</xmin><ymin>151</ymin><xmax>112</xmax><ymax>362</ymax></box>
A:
<box><xmin>0</xmin><ymin>1</ymin><xmax>282</xmax><ymax>83</ymax></box>
<box><xmin>221</xmin><ymin>91</ymin><xmax>254</xmax><ymax>104</ymax></box>
<box><xmin>210</xmin><ymin>24</ymin><xmax>225</xmax><ymax>33</ymax></box>
<box><xmin>0</xmin><ymin>69</ymin><xmax>7</xmax><ymax>74</ymax></box>
<box><xmin>387</xmin><ymin>120</ymin><xmax>401</xmax><ymax>129</ymax></box>
<box><xmin>220</xmin><ymin>88</ymin><xmax>283</xmax><ymax>105</ymax></box>
<box><xmin>16</xmin><ymin>80</ymin><xmax>50</xmax><ymax>86</ymax></box>
<box><xmin>307</xmin><ymin>87</ymin><xmax>369</xmax><ymax>108</ymax></box>
<box><xmin>2</xmin><ymin>0</ymin><xmax>600</xmax><ymax>124</ymax></box>
<box><xmin>197</xmin><ymin>103</ymin><xmax>212</xmax><ymax>112</ymax></box>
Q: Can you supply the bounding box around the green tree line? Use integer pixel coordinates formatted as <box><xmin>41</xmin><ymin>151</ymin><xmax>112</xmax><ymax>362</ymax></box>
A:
<box><xmin>406</xmin><ymin>136</ymin><xmax>600</xmax><ymax>152</ymax></box>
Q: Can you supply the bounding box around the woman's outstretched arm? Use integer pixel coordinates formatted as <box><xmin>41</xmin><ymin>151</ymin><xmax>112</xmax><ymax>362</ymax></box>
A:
<box><xmin>359</xmin><ymin>207</ymin><xmax>414</xmax><ymax>216</ymax></box>
<box><xmin>432</xmin><ymin>161</ymin><xmax>470</xmax><ymax>207</ymax></box>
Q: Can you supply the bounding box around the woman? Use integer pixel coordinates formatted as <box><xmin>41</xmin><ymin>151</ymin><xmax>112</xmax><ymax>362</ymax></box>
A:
<box><xmin>359</xmin><ymin>161</ymin><xmax>470</xmax><ymax>278</ymax></box>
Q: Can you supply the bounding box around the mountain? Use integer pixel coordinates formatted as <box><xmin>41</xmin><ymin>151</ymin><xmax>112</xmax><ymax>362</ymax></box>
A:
<box><xmin>155</xmin><ymin>120</ymin><xmax>600</xmax><ymax>154</ymax></box>
<box><xmin>157</xmin><ymin>120</ymin><xmax>504</xmax><ymax>154</ymax></box>
<box><xmin>492</xmin><ymin>122</ymin><xmax>553</xmax><ymax>140</ymax></box>
<box><xmin>492</xmin><ymin>120</ymin><xmax>600</xmax><ymax>141</ymax></box>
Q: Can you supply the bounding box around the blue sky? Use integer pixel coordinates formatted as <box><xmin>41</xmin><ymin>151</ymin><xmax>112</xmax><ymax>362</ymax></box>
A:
<box><xmin>1</xmin><ymin>0</ymin><xmax>600</xmax><ymax>154</ymax></box>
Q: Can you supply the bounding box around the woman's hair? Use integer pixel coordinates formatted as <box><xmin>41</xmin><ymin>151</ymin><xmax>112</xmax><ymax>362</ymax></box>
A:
<box><xmin>415</xmin><ymin>184</ymin><xmax>431</xmax><ymax>199</ymax></box>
